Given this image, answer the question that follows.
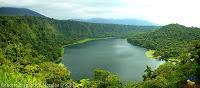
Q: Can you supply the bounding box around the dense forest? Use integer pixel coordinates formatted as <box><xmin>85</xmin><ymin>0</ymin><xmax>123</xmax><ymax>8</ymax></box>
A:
<box><xmin>127</xmin><ymin>24</ymin><xmax>200</xmax><ymax>60</ymax></box>
<box><xmin>127</xmin><ymin>24</ymin><xmax>200</xmax><ymax>87</ymax></box>
<box><xmin>0</xmin><ymin>16</ymin><xmax>158</xmax><ymax>87</ymax></box>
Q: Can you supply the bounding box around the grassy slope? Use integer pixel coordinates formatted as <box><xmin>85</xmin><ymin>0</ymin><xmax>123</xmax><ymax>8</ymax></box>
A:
<box><xmin>145</xmin><ymin>50</ymin><xmax>157</xmax><ymax>59</ymax></box>
<box><xmin>64</xmin><ymin>37</ymin><xmax>114</xmax><ymax>46</ymax></box>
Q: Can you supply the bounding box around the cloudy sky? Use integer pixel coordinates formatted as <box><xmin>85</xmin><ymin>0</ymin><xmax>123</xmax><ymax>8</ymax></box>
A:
<box><xmin>0</xmin><ymin>0</ymin><xmax>200</xmax><ymax>26</ymax></box>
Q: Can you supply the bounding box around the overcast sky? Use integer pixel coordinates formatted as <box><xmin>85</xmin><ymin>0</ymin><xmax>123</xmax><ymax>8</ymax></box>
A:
<box><xmin>0</xmin><ymin>0</ymin><xmax>200</xmax><ymax>26</ymax></box>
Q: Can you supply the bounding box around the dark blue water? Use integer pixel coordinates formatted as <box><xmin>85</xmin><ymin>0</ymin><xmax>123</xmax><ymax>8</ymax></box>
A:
<box><xmin>62</xmin><ymin>39</ymin><xmax>163</xmax><ymax>81</ymax></box>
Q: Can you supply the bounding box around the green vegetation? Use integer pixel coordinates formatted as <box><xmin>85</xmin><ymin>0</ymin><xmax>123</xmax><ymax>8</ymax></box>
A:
<box><xmin>65</xmin><ymin>37</ymin><xmax>114</xmax><ymax>46</ymax></box>
<box><xmin>0</xmin><ymin>16</ymin><xmax>157</xmax><ymax>87</ymax></box>
<box><xmin>76</xmin><ymin>38</ymin><xmax>97</xmax><ymax>44</ymax></box>
<box><xmin>127</xmin><ymin>24</ymin><xmax>200</xmax><ymax>87</ymax></box>
<box><xmin>1</xmin><ymin>15</ymin><xmax>200</xmax><ymax>88</ymax></box>
<box><xmin>145</xmin><ymin>50</ymin><xmax>157</xmax><ymax>59</ymax></box>
<box><xmin>128</xmin><ymin>24</ymin><xmax>200</xmax><ymax>60</ymax></box>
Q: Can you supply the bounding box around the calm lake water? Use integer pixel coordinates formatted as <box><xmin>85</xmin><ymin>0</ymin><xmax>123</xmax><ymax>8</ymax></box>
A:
<box><xmin>62</xmin><ymin>39</ymin><xmax>163</xmax><ymax>81</ymax></box>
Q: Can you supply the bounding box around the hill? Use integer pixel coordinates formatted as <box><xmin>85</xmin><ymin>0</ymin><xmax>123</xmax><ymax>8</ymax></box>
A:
<box><xmin>0</xmin><ymin>7</ymin><xmax>45</xmax><ymax>17</ymax></box>
<box><xmin>127</xmin><ymin>23</ymin><xmax>200</xmax><ymax>59</ymax></box>
<box><xmin>75</xmin><ymin>18</ymin><xmax>158</xmax><ymax>26</ymax></box>
<box><xmin>126</xmin><ymin>24</ymin><xmax>200</xmax><ymax>88</ymax></box>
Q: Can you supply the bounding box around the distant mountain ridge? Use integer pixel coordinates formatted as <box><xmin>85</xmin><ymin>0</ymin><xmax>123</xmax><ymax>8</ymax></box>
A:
<box><xmin>75</xmin><ymin>18</ymin><xmax>158</xmax><ymax>26</ymax></box>
<box><xmin>0</xmin><ymin>7</ymin><xmax>158</xmax><ymax>26</ymax></box>
<box><xmin>0</xmin><ymin>7</ymin><xmax>45</xmax><ymax>17</ymax></box>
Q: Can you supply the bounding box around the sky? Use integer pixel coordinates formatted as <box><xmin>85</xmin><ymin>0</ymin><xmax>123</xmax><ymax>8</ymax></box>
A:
<box><xmin>0</xmin><ymin>0</ymin><xmax>200</xmax><ymax>27</ymax></box>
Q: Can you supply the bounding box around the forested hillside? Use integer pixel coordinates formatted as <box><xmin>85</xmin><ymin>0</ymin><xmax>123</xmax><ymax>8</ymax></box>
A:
<box><xmin>0</xmin><ymin>16</ymin><xmax>157</xmax><ymax>87</ymax></box>
<box><xmin>128</xmin><ymin>24</ymin><xmax>200</xmax><ymax>60</ymax></box>
<box><xmin>126</xmin><ymin>24</ymin><xmax>200</xmax><ymax>87</ymax></box>
<box><xmin>55</xmin><ymin>19</ymin><xmax>158</xmax><ymax>40</ymax></box>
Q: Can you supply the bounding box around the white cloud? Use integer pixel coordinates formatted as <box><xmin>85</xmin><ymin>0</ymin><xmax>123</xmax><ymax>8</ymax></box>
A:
<box><xmin>0</xmin><ymin>0</ymin><xmax>200</xmax><ymax>26</ymax></box>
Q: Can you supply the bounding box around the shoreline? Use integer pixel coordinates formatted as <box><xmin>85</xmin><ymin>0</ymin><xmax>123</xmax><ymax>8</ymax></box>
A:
<box><xmin>64</xmin><ymin>37</ymin><xmax>115</xmax><ymax>47</ymax></box>
<box><xmin>145</xmin><ymin>50</ymin><xmax>157</xmax><ymax>59</ymax></box>
<box><xmin>59</xmin><ymin>37</ymin><xmax>115</xmax><ymax>58</ymax></box>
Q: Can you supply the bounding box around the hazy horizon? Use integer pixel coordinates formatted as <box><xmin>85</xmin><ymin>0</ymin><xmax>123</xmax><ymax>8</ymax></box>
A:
<box><xmin>0</xmin><ymin>0</ymin><xmax>200</xmax><ymax>27</ymax></box>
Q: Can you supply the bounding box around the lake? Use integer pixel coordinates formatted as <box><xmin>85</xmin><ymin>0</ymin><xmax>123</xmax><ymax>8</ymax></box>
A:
<box><xmin>62</xmin><ymin>38</ymin><xmax>163</xmax><ymax>81</ymax></box>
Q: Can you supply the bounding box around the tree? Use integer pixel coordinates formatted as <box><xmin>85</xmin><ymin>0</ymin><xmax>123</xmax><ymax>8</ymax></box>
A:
<box><xmin>143</xmin><ymin>65</ymin><xmax>153</xmax><ymax>81</ymax></box>
<box><xmin>94</xmin><ymin>69</ymin><xmax>122</xmax><ymax>88</ymax></box>
<box><xmin>38</xmin><ymin>62</ymin><xmax>70</xmax><ymax>86</ymax></box>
